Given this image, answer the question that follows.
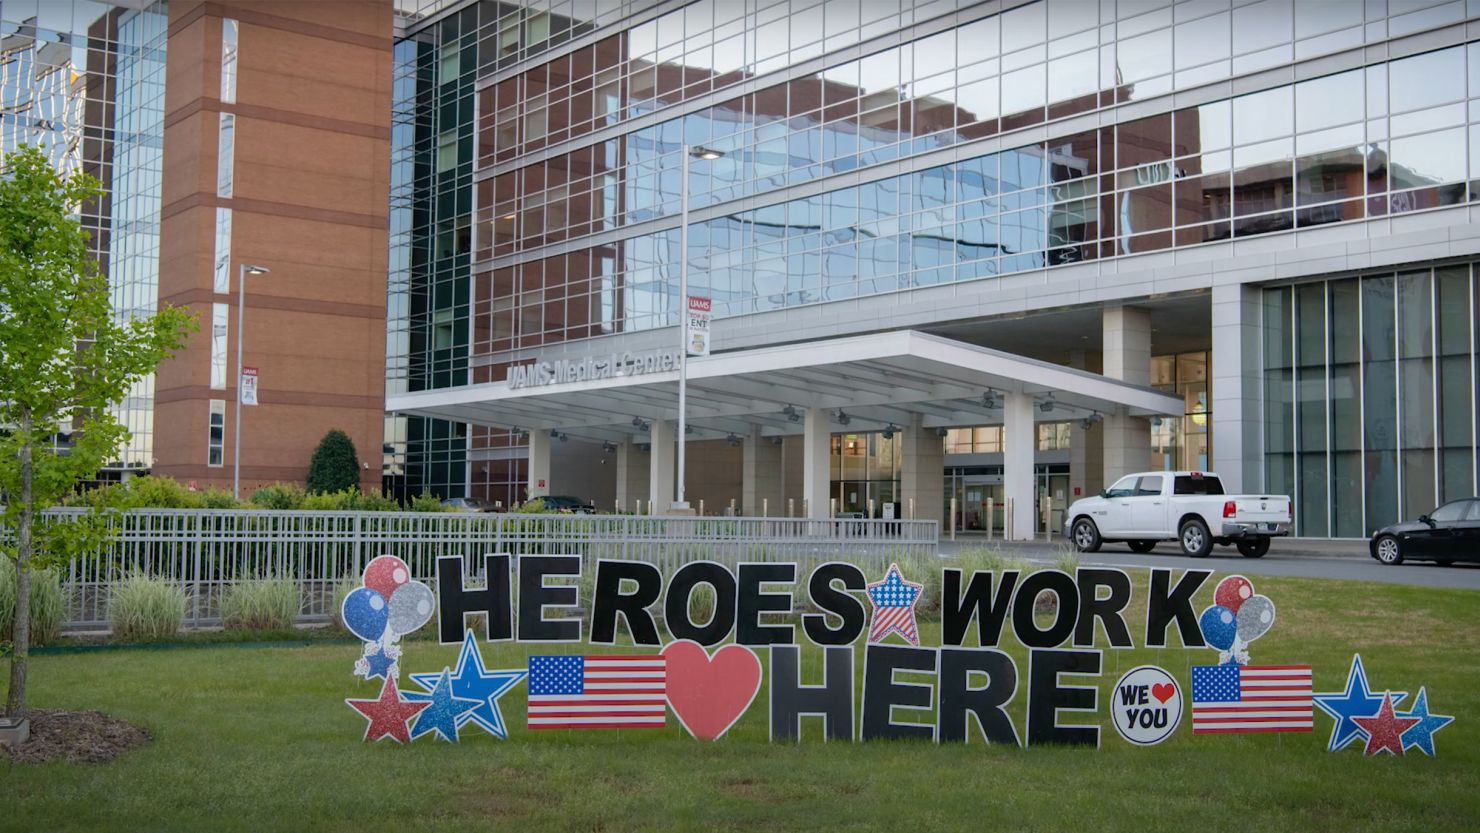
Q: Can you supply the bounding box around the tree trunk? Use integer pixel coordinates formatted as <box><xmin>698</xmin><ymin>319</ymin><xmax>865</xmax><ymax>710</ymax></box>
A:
<box><xmin>5</xmin><ymin>412</ymin><xmax>33</xmax><ymax>719</ymax></box>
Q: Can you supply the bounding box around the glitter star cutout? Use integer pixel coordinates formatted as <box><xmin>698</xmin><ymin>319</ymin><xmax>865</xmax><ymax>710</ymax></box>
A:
<box><xmin>866</xmin><ymin>563</ymin><xmax>923</xmax><ymax>646</ymax></box>
<box><xmin>1398</xmin><ymin>687</ymin><xmax>1454</xmax><ymax>757</ymax></box>
<box><xmin>408</xmin><ymin>632</ymin><xmax>527</xmax><ymax>739</ymax></box>
<box><xmin>1352</xmin><ymin>692</ymin><xmax>1420</xmax><ymax>756</ymax></box>
<box><xmin>360</xmin><ymin>644</ymin><xmax>398</xmax><ymax>681</ymax></box>
<box><xmin>346</xmin><ymin>675</ymin><xmax>429</xmax><ymax>744</ymax></box>
<box><xmin>408</xmin><ymin>668</ymin><xmax>483</xmax><ymax>742</ymax></box>
<box><xmin>1313</xmin><ymin>654</ymin><xmax>1405</xmax><ymax>752</ymax></box>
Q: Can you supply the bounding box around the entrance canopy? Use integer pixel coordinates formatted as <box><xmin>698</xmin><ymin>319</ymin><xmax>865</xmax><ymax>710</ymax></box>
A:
<box><xmin>388</xmin><ymin>331</ymin><xmax>1185</xmax><ymax>442</ymax></box>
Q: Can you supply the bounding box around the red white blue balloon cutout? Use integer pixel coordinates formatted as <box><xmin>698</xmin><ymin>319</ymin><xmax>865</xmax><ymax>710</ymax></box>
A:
<box><xmin>1198</xmin><ymin>574</ymin><xmax>1275</xmax><ymax>665</ymax></box>
<box><xmin>344</xmin><ymin>555</ymin><xmax>436</xmax><ymax>680</ymax></box>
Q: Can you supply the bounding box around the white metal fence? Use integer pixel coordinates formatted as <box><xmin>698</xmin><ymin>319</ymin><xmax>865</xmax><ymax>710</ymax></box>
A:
<box><xmin>33</xmin><ymin>509</ymin><xmax>937</xmax><ymax>631</ymax></box>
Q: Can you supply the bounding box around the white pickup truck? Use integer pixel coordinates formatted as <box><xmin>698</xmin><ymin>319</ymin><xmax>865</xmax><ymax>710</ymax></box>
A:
<box><xmin>1063</xmin><ymin>471</ymin><xmax>1291</xmax><ymax>558</ymax></box>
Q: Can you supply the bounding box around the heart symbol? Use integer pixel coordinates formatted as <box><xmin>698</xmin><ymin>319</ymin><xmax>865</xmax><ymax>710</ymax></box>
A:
<box><xmin>660</xmin><ymin>640</ymin><xmax>762</xmax><ymax>741</ymax></box>
<box><xmin>1151</xmin><ymin>683</ymin><xmax>1175</xmax><ymax>704</ymax></box>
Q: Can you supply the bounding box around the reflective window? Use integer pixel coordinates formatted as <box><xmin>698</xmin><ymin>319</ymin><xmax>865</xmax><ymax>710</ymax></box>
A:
<box><xmin>208</xmin><ymin>400</ymin><xmax>225</xmax><ymax>467</ymax></box>
<box><xmin>216</xmin><ymin>113</ymin><xmax>235</xmax><ymax>198</ymax></box>
<box><xmin>220</xmin><ymin>18</ymin><xmax>239</xmax><ymax>103</ymax></box>
<box><xmin>210</xmin><ymin>303</ymin><xmax>230</xmax><ymax>390</ymax></box>
<box><xmin>213</xmin><ymin>208</ymin><xmax>232</xmax><ymax>293</ymax></box>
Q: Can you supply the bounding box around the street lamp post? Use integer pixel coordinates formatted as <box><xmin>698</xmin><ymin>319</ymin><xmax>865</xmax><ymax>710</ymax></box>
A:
<box><xmin>675</xmin><ymin>144</ymin><xmax>722</xmax><ymax>512</ymax></box>
<box><xmin>233</xmin><ymin>263</ymin><xmax>270</xmax><ymax>499</ymax></box>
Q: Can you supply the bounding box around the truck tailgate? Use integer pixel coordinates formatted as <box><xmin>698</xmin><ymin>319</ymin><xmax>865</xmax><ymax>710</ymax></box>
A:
<box><xmin>1231</xmin><ymin>496</ymin><xmax>1291</xmax><ymax>525</ymax></box>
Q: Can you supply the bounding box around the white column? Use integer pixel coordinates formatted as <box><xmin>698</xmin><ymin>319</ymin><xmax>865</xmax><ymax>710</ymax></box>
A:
<box><xmin>900</xmin><ymin>415</ymin><xmax>943</xmax><ymax>523</ymax></box>
<box><xmin>649</xmin><ymin>420</ymin><xmax>675</xmax><ymax>514</ymax></box>
<box><xmin>616</xmin><ymin>438</ymin><xmax>650</xmax><ymax>511</ymax></box>
<box><xmin>801</xmin><ymin>407</ymin><xmax>831</xmax><ymax>519</ymax></box>
<box><xmin>1210</xmin><ymin>283</ymin><xmax>1261</xmax><ymax>492</ymax></box>
<box><xmin>742</xmin><ymin>428</ymin><xmax>784</xmax><ymax>515</ymax></box>
<box><xmin>1003</xmin><ymin>392</ymin><xmax>1036</xmax><ymax>541</ymax></box>
<box><xmin>527</xmin><ymin>430</ymin><xmax>551</xmax><ymax>500</ymax></box>
<box><xmin>1103</xmin><ymin>305</ymin><xmax>1152</xmax><ymax>485</ymax></box>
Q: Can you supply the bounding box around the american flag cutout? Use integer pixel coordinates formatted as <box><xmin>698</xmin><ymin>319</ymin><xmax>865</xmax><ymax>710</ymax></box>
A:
<box><xmin>1191</xmin><ymin>664</ymin><xmax>1314</xmax><ymax>733</ymax></box>
<box><xmin>526</xmin><ymin>654</ymin><xmax>667</xmax><ymax>730</ymax></box>
<box><xmin>866</xmin><ymin>563</ymin><xmax>923</xmax><ymax>646</ymax></box>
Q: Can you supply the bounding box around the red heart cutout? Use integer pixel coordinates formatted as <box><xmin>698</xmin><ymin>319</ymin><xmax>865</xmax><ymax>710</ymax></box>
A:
<box><xmin>660</xmin><ymin>640</ymin><xmax>762</xmax><ymax>741</ymax></box>
<box><xmin>1151</xmin><ymin>683</ymin><xmax>1175</xmax><ymax>704</ymax></box>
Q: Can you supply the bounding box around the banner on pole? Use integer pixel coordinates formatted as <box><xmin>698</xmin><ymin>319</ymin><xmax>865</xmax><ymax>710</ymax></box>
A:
<box><xmin>241</xmin><ymin>366</ymin><xmax>259</xmax><ymax>406</ymax></box>
<box><xmin>686</xmin><ymin>296</ymin><xmax>711</xmax><ymax>356</ymax></box>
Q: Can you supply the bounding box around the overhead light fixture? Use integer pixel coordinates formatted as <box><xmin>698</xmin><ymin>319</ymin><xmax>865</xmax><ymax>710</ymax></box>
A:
<box><xmin>631</xmin><ymin>416</ymin><xmax>651</xmax><ymax>432</ymax></box>
<box><xmin>549</xmin><ymin>428</ymin><xmax>560</xmax><ymax>438</ymax></box>
<box><xmin>558</xmin><ymin>433</ymin><xmax>568</xmax><ymax>442</ymax></box>
<box><xmin>685</xmin><ymin>424</ymin><xmax>694</xmax><ymax>434</ymax></box>
<box><xmin>769</xmin><ymin>435</ymin><xmax>784</xmax><ymax>446</ymax></box>
<box><xmin>880</xmin><ymin>423</ymin><xmax>898</xmax><ymax>440</ymax></box>
<box><xmin>638</xmin><ymin>442</ymin><xmax>651</xmax><ymax>452</ymax></box>
<box><xmin>833</xmin><ymin>409</ymin><xmax>851</xmax><ymax>426</ymax></box>
<box><xmin>981</xmin><ymin>389</ymin><xmax>998</xmax><ymax>410</ymax></box>
<box><xmin>1151</xmin><ymin>416</ymin><xmax>1164</xmax><ymax>427</ymax></box>
<box><xmin>1039</xmin><ymin>394</ymin><xmax>1055</xmax><ymax>414</ymax></box>
<box><xmin>783</xmin><ymin>404</ymin><xmax>801</xmax><ymax>423</ymax></box>
<box><xmin>691</xmin><ymin>145</ymin><xmax>724</xmax><ymax>160</ymax></box>
<box><xmin>243</xmin><ymin>264</ymin><xmax>270</xmax><ymax>276</ymax></box>
<box><xmin>601</xmin><ymin>441</ymin><xmax>617</xmax><ymax>452</ymax></box>
<box><xmin>934</xmin><ymin>426</ymin><xmax>949</xmax><ymax>438</ymax></box>
<box><xmin>726</xmin><ymin>433</ymin><xmax>742</xmax><ymax>446</ymax></box>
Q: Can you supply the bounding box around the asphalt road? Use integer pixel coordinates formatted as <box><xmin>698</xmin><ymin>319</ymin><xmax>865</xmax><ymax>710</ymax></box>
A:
<box><xmin>938</xmin><ymin>535</ymin><xmax>1480</xmax><ymax>589</ymax></box>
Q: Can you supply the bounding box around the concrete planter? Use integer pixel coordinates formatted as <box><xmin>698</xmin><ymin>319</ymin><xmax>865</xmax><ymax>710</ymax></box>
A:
<box><xmin>0</xmin><ymin>716</ymin><xmax>29</xmax><ymax>748</ymax></box>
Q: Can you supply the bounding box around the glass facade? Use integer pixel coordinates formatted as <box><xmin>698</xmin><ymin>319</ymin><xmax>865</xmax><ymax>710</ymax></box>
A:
<box><xmin>1264</xmin><ymin>265</ymin><xmax>1478</xmax><ymax>538</ymax></box>
<box><xmin>1</xmin><ymin>1</ymin><xmax>168</xmax><ymax>472</ymax></box>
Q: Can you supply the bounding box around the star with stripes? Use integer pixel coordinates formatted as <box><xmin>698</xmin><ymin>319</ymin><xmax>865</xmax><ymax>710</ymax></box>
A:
<box><xmin>866</xmin><ymin>562</ymin><xmax>923</xmax><ymax>646</ymax></box>
<box><xmin>408</xmin><ymin>632</ymin><xmax>526</xmax><ymax>739</ymax></box>
<box><xmin>1313</xmin><ymin>654</ymin><xmax>1406</xmax><ymax>752</ymax></box>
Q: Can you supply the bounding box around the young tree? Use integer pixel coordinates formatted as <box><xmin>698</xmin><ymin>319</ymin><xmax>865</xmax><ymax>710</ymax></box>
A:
<box><xmin>305</xmin><ymin>428</ymin><xmax>361</xmax><ymax>494</ymax></box>
<box><xmin>0</xmin><ymin>146</ymin><xmax>194</xmax><ymax>720</ymax></box>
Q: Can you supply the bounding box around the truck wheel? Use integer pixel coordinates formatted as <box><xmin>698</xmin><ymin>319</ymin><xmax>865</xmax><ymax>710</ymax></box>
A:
<box><xmin>1127</xmin><ymin>540</ymin><xmax>1156</xmax><ymax>553</ymax></box>
<box><xmin>1236</xmin><ymin>537</ymin><xmax>1270</xmax><ymax>558</ymax></box>
<box><xmin>1179</xmin><ymin>519</ymin><xmax>1213</xmax><ymax>557</ymax></box>
<box><xmin>1071</xmin><ymin>518</ymin><xmax>1102</xmax><ymax>553</ymax></box>
<box><xmin>1374</xmin><ymin>535</ymin><xmax>1403</xmax><ymax>565</ymax></box>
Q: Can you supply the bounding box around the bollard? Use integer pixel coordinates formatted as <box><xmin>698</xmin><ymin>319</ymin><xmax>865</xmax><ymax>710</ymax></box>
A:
<box><xmin>949</xmin><ymin>497</ymin><xmax>957</xmax><ymax>541</ymax></box>
<box><xmin>637</xmin><ymin>498</ymin><xmax>644</xmax><ymax>516</ymax></box>
<box><xmin>730</xmin><ymin>498</ymin><xmax>736</xmax><ymax>516</ymax></box>
<box><xmin>908</xmin><ymin>497</ymin><xmax>915</xmax><ymax>520</ymax></box>
<box><xmin>985</xmin><ymin>499</ymin><xmax>994</xmax><ymax>540</ymax></box>
<box><xmin>788</xmin><ymin>498</ymin><xmax>795</xmax><ymax>518</ymax></box>
<box><xmin>830</xmin><ymin>497</ymin><xmax>837</xmax><ymax>517</ymax></box>
<box><xmin>1006</xmin><ymin>497</ymin><xmax>1015</xmax><ymax>541</ymax></box>
<box><xmin>867</xmin><ymin>498</ymin><xmax>875</xmax><ymax>519</ymax></box>
<box><xmin>1044</xmin><ymin>495</ymin><xmax>1053</xmax><ymax>541</ymax></box>
<box><xmin>763</xmin><ymin>497</ymin><xmax>769</xmax><ymax>518</ymax></box>
<box><xmin>803</xmin><ymin>499</ymin><xmax>810</xmax><ymax>519</ymax></box>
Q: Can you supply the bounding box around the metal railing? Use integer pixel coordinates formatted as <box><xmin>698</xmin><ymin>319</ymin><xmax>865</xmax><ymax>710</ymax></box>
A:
<box><xmin>31</xmin><ymin>509</ymin><xmax>937</xmax><ymax>631</ymax></box>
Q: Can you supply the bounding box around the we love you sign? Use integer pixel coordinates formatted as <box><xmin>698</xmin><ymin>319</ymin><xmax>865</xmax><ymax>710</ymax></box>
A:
<box><xmin>341</xmin><ymin>555</ymin><xmax>1454</xmax><ymax>757</ymax></box>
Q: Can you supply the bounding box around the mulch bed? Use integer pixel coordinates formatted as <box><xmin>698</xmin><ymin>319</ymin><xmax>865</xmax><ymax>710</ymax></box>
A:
<box><xmin>0</xmin><ymin>709</ymin><xmax>150</xmax><ymax>764</ymax></box>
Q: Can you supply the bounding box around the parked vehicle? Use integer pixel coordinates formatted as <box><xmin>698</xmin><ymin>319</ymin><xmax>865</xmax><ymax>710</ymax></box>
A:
<box><xmin>540</xmin><ymin>495</ymin><xmax>596</xmax><ymax>514</ymax></box>
<box><xmin>1369</xmin><ymin>498</ymin><xmax>1480</xmax><ymax>565</ymax></box>
<box><xmin>441</xmin><ymin>496</ymin><xmax>500</xmax><ymax>513</ymax></box>
<box><xmin>1064</xmin><ymin>471</ymin><xmax>1291</xmax><ymax>557</ymax></box>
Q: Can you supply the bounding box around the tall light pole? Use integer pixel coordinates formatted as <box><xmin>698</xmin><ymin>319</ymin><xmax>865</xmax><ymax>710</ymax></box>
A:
<box><xmin>675</xmin><ymin>144</ymin><xmax>722</xmax><ymax>511</ymax></box>
<box><xmin>234</xmin><ymin>263</ymin><xmax>270</xmax><ymax>499</ymax></box>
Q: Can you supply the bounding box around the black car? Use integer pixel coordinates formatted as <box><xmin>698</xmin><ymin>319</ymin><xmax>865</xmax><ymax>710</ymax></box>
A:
<box><xmin>1369</xmin><ymin>498</ymin><xmax>1480</xmax><ymax>565</ymax></box>
<box><xmin>540</xmin><ymin>495</ymin><xmax>595</xmax><ymax>514</ymax></box>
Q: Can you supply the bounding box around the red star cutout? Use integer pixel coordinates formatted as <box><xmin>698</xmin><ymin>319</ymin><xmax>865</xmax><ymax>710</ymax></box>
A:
<box><xmin>346</xmin><ymin>675</ymin><xmax>430</xmax><ymax>743</ymax></box>
<box><xmin>1351</xmin><ymin>692</ymin><xmax>1420</xmax><ymax>756</ymax></box>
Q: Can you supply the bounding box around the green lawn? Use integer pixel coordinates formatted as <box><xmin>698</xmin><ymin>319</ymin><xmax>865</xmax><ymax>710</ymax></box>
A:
<box><xmin>5</xmin><ymin>571</ymin><xmax>1479</xmax><ymax>833</ymax></box>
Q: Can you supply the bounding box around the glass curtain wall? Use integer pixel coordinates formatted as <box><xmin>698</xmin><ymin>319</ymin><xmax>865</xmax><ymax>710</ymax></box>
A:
<box><xmin>830</xmin><ymin>432</ymin><xmax>900</xmax><ymax>514</ymax></box>
<box><xmin>1264</xmin><ymin>265</ymin><xmax>1478</xmax><ymax>537</ymax></box>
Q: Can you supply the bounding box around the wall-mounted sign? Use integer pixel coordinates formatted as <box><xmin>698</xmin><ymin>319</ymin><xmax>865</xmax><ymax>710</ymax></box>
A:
<box><xmin>687</xmin><ymin>295</ymin><xmax>711</xmax><ymax>356</ymax></box>
<box><xmin>506</xmin><ymin>349</ymin><xmax>682</xmax><ymax>390</ymax></box>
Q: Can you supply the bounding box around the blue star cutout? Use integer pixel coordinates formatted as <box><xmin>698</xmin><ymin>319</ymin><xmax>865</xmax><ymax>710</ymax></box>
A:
<box><xmin>409</xmin><ymin>632</ymin><xmax>526</xmax><ymax>739</ymax></box>
<box><xmin>1398</xmin><ymin>687</ymin><xmax>1454</xmax><ymax>757</ymax></box>
<box><xmin>1313</xmin><ymin>654</ymin><xmax>1406</xmax><ymax>752</ymax></box>
<box><xmin>406</xmin><ymin>668</ymin><xmax>483</xmax><ymax>742</ymax></box>
<box><xmin>362</xmin><ymin>645</ymin><xmax>397</xmax><ymax>681</ymax></box>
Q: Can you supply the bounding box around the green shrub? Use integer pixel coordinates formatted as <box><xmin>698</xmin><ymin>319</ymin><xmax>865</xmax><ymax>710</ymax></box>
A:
<box><xmin>408</xmin><ymin>491</ymin><xmax>447</xmax><ymax>512</ymax></box>
<box><xmin>352</xmin><ymin>491</ymin><xmax>400</xmax><ymax>512</ymax></box>
<box><xmin>1053</xmin><ymin>544</ymin><xmax>1081</xmax><ymax>574</ymax></box>
<box><xmin>686</xmin><ymin>582</ymin><xmax>716</xmax><ymax>624</ymax></box>
<box><xmin>0</xmin><ymin>560</ymin><xmax>65</xmax><ymax>645</ymax></box>
<box><xmin>66</xmin><ymin>475</ymin><xmax>207</xmax><ymax>510</ymax></box>
<box><xmin>109</xmin><ymin>574</ymin><xmax>186</xmax><ymax>640</ymax></box>
<box><xmin>219</xmin><ymin>577</ymin><xmax>299</xmax><ymax>631</ymax></box>
<box><xmin>199</xmin><ymin>488</ymin><xmax>243</xmax><ymax>509</ymax></box>
<box><xmin>515</xmin><ymin>498</ymin><xmax>547</xmax><ymax>514</ymax></box>
<box><xmin>302</xmin><ymin>488</ymin><xmax>356</xmax><ymax>511</ymax></box>
<box><xmin>249</xmin><ymin>483</ymin><xmax>306</xmax><ymax>510</ymax></box>
<box><xmin>306</xmin><ymin>429</ymin><xmax>361</xmax><ymax>494</ymax></box>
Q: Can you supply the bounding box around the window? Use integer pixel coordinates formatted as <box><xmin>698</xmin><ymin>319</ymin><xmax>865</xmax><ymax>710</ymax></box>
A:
<box><xmin>1429</xmin><ymin>501</ymin><xmax>1468</xmax><ymax>523</ymax></box>
<box><xmin>212</xmin><ymin>207</ymin><xmax>232</xmax><ymax>293</ymax></box>
<box><xmin>1174</xmin><ymin>475</ymin><xmax>1225</xmax><ymax>495</ymax></box>
<box><xmin>216</xmin><ymin>113</ymin><xmax>235</xmax><ymax>197</ymax></box>
<box><xmin>1105</xmin><ymin>475</ymin><xmax>1138</xmax><ymax>498</ymax></box>
<box><xmin>220</xmin><ymin>19</ymin><xmax>239</xmax><ymax>103</ymax></box>
<box><xmin>437</xmin><ymin>130</ymin><xmax>458</xmax><ymax>172</ymax></box>
<box><xmin>1136</xmin><ymin>475</ymin><xmax>1164</xmax><ymax>496</ymax></box>
<box><xmin>208</xmin><ymin>399</ymin><xmax>225</xmax><ymax>467</ymax></box>
<box><xmin>439</xmin><ymin>42</ymin><xmax>460</xmax><ymax>84</ymax></box>
<box><xmin>210</xmin><ymin>303</ymin><xmax>229</xmax><ymax>389</ymax></box>
<box><xmin>1466</xmin><ymin>501</ymin><xmax>1480</xmax><ymax>521</ymax></box>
